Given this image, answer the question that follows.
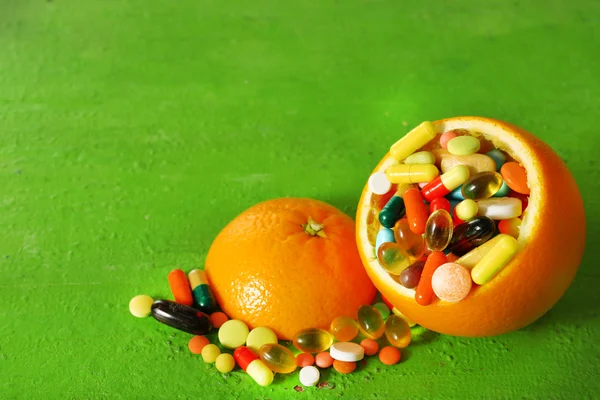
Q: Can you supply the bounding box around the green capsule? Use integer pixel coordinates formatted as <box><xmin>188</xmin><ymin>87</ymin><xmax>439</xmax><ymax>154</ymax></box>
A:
<box><xmin>461</xmin><ymin>171</ymin><xmax>503</xmax><ymax>200</ymax></box>
<box><xmin>379</xmin><ymin>196</ymin><xmax>406</xmax><ymax>228</ymax></box>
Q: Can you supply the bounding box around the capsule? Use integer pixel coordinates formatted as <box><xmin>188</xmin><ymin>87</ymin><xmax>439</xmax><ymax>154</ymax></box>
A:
<box><xmin>389</xmin><ymin>121</ymin><xmax>437</xmax><ymax>162</ymax></box>
<box><xmin>377</xmin><ymin>242</ymin><xmax>412</xmax><ymax>275</ymax></box>
<box><xmin>330</xmin><ymin>316</ymin><xmax>359</xmax><ymax>342</ymax></box>
<box><xmin>403</xmin><ymin>188</ymin><xmax>428</xmax><ymax>234</ymax></box>
<box><xmin>448</xmin><ymin>185</ymin><xmax>465</xmax><ymax>200</ymax></box>
<box><xmin>384</xmin><ymin>315</ymin><xmax>412</xmax><ymax>348</ymax></box>
<box><xmin>454</xmin><ymin>199</ymin><xmax>478</xmax><ymax>221</ymax></box>
<box><xmin>368</xmin><ymin>171</ymin><xmax>392</xmax><ymax>195</ymax></box>
<box><xmin>150</xmin><ymin>299</ymin><xmax>212</xmax><ymax>335</ymax></box>
<box><xmin>293</xmin><ymin>328</ymin><xmax>333</xmax><ymax>353</ymax></box>
<box><xmin>393</xmin><ymin>219</ymin><xmax>426</xmax><ymax>259</ymax></box>
<box><xmin>376</xmin><ymin>228</ymin><xmax>395</xmax><ymax>252</ymax></box>
<box><xmin>424</xmin><ymin>209</ymin><xmax>453</xmax><ymax>251</ymax></box>
<box><xmin>379</xmin><ymin>196</ymin><xmax>406</xmax><ymax>228</ymax></box>
<box><xmin>188</xmin><ymin>269</ymin><xmax>217</xmax><ymax>313</ymax></box>
<box><xmin>461</xmin><ymin>171</ymin><xmax>503</xmax><ymax>200</ymax></box>
<box><xmin>357</xmin><ymin>305</ymin><xmax>385</xmax><ymax>339</ymax></box>
<box><xmin>456</xmin><ymin>234</ymin><xmax>512</xmax><ymax>269</ymax></box>
<box><xmin>471</xmin><ymin>235</ymin><xmax>518</xmax><ymax>284</ymax></box>
<box><xmin>477</xmin><ymin>198</ymin><xmax>522</xmax><ymax>220</ymax></box>
<box><xmin>399</xmin><ymin>259</ymin><xmax>425</xmax><ymax>288</ymax></box>
<box><xmin>421</xmin><ymin>165</ymin><xmax>470</xmax><ymax>202</ymax></box>
<box><xmin>447</xmin><ymin>216</ymin><xmax>496</xmax><ymax>256</ymax></box>
<box><xmin>234</xmin><ymin>346</ymin><xmax>274</xmax><ymax>386</ymax></box>
<box><xmin>385</xmin><ymin>164</ymin><xmax>440</xmax><ymax>184</ymax></box>
<box><xmin>415</xmin><ymin>251</ymin><xmax>448</xmax><ymax>306</ymax></box>
<box><xmin>258</xmin><ymin>343</ymin><xmax>297</xmax><ymax>374</ymax></box>
<box><xmin>498</xmin><ymin>218</ymin><xmax>522</xmax><ymax>238</ymax></box>
<box><xmin>429</xmin><ymin>197</ymin><xmax>451</xmax><ymax>214</ymax></box>
<box><xmin>168</xmin><ymin>269</ymin><xmax>194</xmax><ymax>306</ymax></box>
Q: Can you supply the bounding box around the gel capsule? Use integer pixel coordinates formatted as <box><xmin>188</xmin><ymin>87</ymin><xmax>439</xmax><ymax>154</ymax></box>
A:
<box><xmin>403</xmin><ymin>188</ymin><xmax>428</xmax><ymax>234</ymax></box>
<box><xmin>424</xmin><ymin>209</ymin><xmax>453</xmax><ymax>251</ymax></box>
<box><xmin>471</xmin><ymin>234</ymin><xmax>518</xmax><ymax>284</ymax></box>
<box><xmin>234</xmin><ymin>346</ymin><xmax>274</xmax><ymax>386</ymax></box>
<box><xmin>421</xmin><ymin>165</ymin><xmax>470</xmax><ymax>202</ymax></box>
<box><xmin>379</xmin><ymin>196</ymin><xmax>406</xmax><ymax>228</ymax></box>
<box><xmin>357</xmin><ymin>305</ymin><xmax>385</xmax><ymax>339</ymax></box>
<box><xmin>462</xmin><ymin>171</ymin><xmax>504</xmax><ymax>200</ymax></box>
<box><xmin>448</xmin><ymin>216</ymin><xmax>496</xmax><ymax>256</ymax></box>
<box><xmin>377</xmin><ymin>242</ymin><xmax>412</xmax><ymax>275</ymax></box>
<box><xmin>415</xmin><ymin>251</ymin><xmax>448</xmax><ymax>306</ymax></box>
<box><xmin>389</xmin><ymin>121</ymin><xmax>437</xmax><ymax>161</ymax></box>
<box><xmin>399</xmin><ymin>259</ymin><xmax>425</xmax><ymax>288</ymax></box>
<box><xmin>258</xmin><ymin>343</ymin><xmax>297</xmax><ymax>374</ymax></box>
<box><xmin>330</xmin><ymin>316</ymin><xmax>359</xmax><ymax>342</ymax></box>
<box><xmin>429</xmin><ymin>197</ymin><xmax>451</xmax><ymax>214</ymax></box>
<box><xmin>150</xmin><ymin>299</ymin><xmax>212</xmax><ymax>335</ymax></box>
<box><xmin>188</xmin><ymin>269</ymin><xmax>217</xmax><ymax>313</ymax></box>
<box><xmin>477</xmin><ymin>197</ymin><xmax>522</xmax><ymax>220</ymax></box>
<box><xmin>385</xmin><ymin>164</ymin><xmax>440</xmax><ymax>184</ymax></box>
<box><xmin>394</xmin><ymin>219</ymin><xmax>426</xmax><ymax>259</ymax></box>
<box><xmin>384</xmin><ymin>314</ymin><xmax>412</xmax><ymax>348</ymax></box>
<box><xmin>293</xmin><ymin>328</ymin><xmax>333</xmax><ymax>353</ymax></box>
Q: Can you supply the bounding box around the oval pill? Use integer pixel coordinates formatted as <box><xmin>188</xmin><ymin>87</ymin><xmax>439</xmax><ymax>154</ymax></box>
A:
<box><xmin>447</xmin><ymin>136</ymin><xmax>481</xmax><ymax>156</ymax></box>
<box><xmin>501</xmin><ymin>162</ymin><xmax>530</xmax><ymax>194</ymax></box>
<box><xmin>315</xmin><ymin>352</ymin><xmax>334</xmax><ymax>368</ymax></box>
<box><xmin>168</xmin><ymin>269</ymin><xmax>194</xmax><ymax>306</ymax></box>
<box><xmin>394</xmin><ymin>218</ymin><xmax>426</xmax><ymax>259</ymax></box>
<box><xmin>448</xmin><ymin>216</ymin><xmax>496</xmax><ymax>256</ymax></box>
<box><xmin>424</xmin><ymin>210</ymin><xmax>453</xmax><ymax>252</ymax></box>
<box><xmin>150</xmin><ymin>299</ymin><xmax>212</xmax><ymax>335</ymax></box>
<box><xmin>384</xmin><ymin>315</ymin><xmax>412</xmax><ymax>348</ymax></box>
<box><xmin>293</xmin><ymin>328</ymin><xmax>333</xmax><ymax>353</ymax></box>
<box><xmin>477</xmin><ymin>197</ymin><xmax>523</xmax><ymax>220</ymax></box>
<box><xmin>368</xmin><ymin>171</ymin><xmax>392</xmax><ymax>195</ymax></box>
<box><xmin>129</xmin><ymin>295</ymin><xmax>154</xmax><ymax>318</ymax></box>
<box><xmin>400</xmin><ymin>259</ymin><xmax>425</xmax><ymax>288</ymax></box>
<box><xmin>329</xmin><ymin>342</ymin><xmax>365</xmax><ymax>362</ymax></box>
<box><xmin>471</xmin><ymin>234</ymin><xmax>518</xmax><ymax>284</ymax></box>
<box><xmin>299</xmin><ymin>366</ymin><xmax>320</xmax><ymax>386</ymax></box>
<box><xmin>330</xmin><ymin>316</ymin><xmax>359</xmax><ymax>342</ymax></box>
<box><xmin>218</xmin><ymin>319</ymin><xmax>250</xmax><ymax>349</ymax></box>
<box><xmin>390</xmin><ymin>121</ymin><xmax>437</xmax><ymax>161</ymax></box>
<box><xmin>357</xmin><ymin>305</ymin><xmax>385</xmax><ymax>339</ymax></box>
<box><xmin>462</xmin><ymin>171</ymin><xmax>504</xmax><ymax>200</ymax></box>
<box><xmin>404</xmin><ymin>151</ymin><xmax>435</xmax><ymax>165</ymax></box>
<box><xmin>258</xmin><ymin>343</ymin><xmax>297</xmax><ymax>374</ymax></box>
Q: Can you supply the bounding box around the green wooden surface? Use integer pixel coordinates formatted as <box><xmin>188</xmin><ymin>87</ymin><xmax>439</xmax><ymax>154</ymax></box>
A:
<box><xmin>1</xmin><ymin>1</ymin><xmax>599</xmax><ymax>398</ymax></box>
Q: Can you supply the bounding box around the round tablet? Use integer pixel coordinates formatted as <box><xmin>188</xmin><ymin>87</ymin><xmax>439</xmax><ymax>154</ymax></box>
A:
<box><xmin>129</xmin><ymin>295</ymin><xmax>154</xmax><ymax>318</ymax></box>
<box><xmin>215</xmin><ymin>353</ymin><xmax>235</xmax><ymax>373</ymax></box>
<box><xmin>329</xmin><ymin>342</ymin><xmax>365</xmax><ymax>362</ymax></box>
<box><xmin>368</xmin><ymin>172</ymin><xmax>392</xmax><ymax>195</ymax></box>
<box><xmin>218</xmin><ymin>319</ymin><xmax>249</xmax><ymax>349</ymax></box>
<box><xmin>246</xmin><ymin>326</ymin><xmax>277</xmax><ymax>353</ymax></box>
<box><xmin>299</xmin><ymin>366</ymin><xmax>320</xmax><ymax>387</ymax></box>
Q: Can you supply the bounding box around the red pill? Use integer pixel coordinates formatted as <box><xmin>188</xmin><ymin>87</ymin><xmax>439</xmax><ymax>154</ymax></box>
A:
<box><xmin>452</xmin><ymin>210</ymin><xmax>464</xmax><ymax>227</ymax></box>
<box><xmin>379</xmin><ymin>346</ymin><xmax>401</xmax><ymax>365</ymax></box>
<box><xmin>403</xmin><ymin>188</ymin><xmax>428</xmax><ymax>234</ymax></box>
<box><xmin>315</xmin><ymin>352</ymin><xmax>334</xmax><ymax>368</ymax></box>
<box><xmin>296</xmin><ymin>353</ymin><xmax>315</xmax><ymax>367</ymax></box>
<box><xmin>421</xmin><ymin>165</ymin><xmax>470</xmax><ymax>202</ymax></box>
<box><xmin>168</xmin><ymin>269</ymin><xmax>194</xmax><ymax>306</ymax></box>
<box><xmin>429</xmin><ymin>197</ymin><xmax>451</xmax><ymax>214</ymax></box>
<box><xmin>415</xmin><ymin>251</ymin><xmax>447</xmax><ymax>306</ymax></box>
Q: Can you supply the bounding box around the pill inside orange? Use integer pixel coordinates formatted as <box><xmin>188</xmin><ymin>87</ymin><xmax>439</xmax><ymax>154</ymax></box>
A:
<box><xmin>333</xmin><ymin>360</ymin><xmax>357</xmax><ymax>374</ymax></box>
<box><xmin>501</xmin><ymin>161</ymin><xmax>530</xmax><ymax>194</ymax></box>
<box><xmin>356</xmin><ymin>116</ymin><xmax>586</xmax><ymax>337</ymax></box>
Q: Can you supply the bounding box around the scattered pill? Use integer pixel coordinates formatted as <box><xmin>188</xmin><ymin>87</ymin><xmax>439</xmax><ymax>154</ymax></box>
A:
<box><xmin>168</xmin><ymin>269</ymin><xmax>194</xmax><ymax>306</ymax></box>
<box><xmin>384</xmin><ymin>315</ymin><xmax>412</xmax><ymax>348</ymax></box>
<box><xmin>391</xmin><ymin>308</ymin><xmax>416</xmax><ymax>327</ymax></box>
<box><xmin>246</xmin><ymin>327</ymin><xmax>278</xmax><ymax>354</ymax></box>
<box><xmin>293</xmin><ymin>328</ymin><xmax>333</xmax><ymax>353</ymax></box>
<box><xmin>330</xmin><ymin>316</ymin><xmax>359</xmax><ymax>342</ymax></box>
<box><xmin>330</xmin><ymin>342</ymin><xmax>365</xmax><ymax>362</ymax></box>
<box><xmin>215</xmin><ymin>353</ymin><xmax>235</xmax><ymax>373</ymax></box>
<box><xmin>360</xmin><ymin>339</ymin><xmax>379</xmax><ymax>356</ymax></box>
<box><xmin>315</xmin><ymin>352</ymin><xmax>334</xmax><ymax>368</ymax></box>
<box><xmin>357</xmin><ymin>305</ymin><xmax>385</xmax><ymax>339</ymax></box>
<box><xmin>333</xmin><ymin>360</ymin><xmax>357</xmax><ymax>374</ymax></box>
<box><xmin>379</xmin><ymin>346</ymin><xmax>401</xmax><ymax>365</ymax></box>
<box><xmin>201</xmin><ymin>344</ymin><xmax>220</xmax><ymax>363</ymax></box>
<box><xmin>296</xmin><ymin>353</ymin><xmax>315</xmax><ymax>367</ymax></box>
<box><xmin>210</xmin><ymin>311</ymin><xmax>229</xmax><ymax>329</ymax></box>
<box><xmin>431</xmin><ymin>262</ymin><xmax>472</xmax><ymax>303</ymax></box>
<box><xmin>129</xmin><ymin>295</ymin><xmax>154</xmax><ymax>318</ymax></box>
<box><xmin>368</xmin><ymin>171</ymin><xmax>392</xmax><ymax>195</ymax></box>
<box><xmin>234</xmin><ymin>346</ymin><xmax>274</xmax><ymax>387</ymax></box>
<box><xmin>188</xmin><ymin>269</ymin><xmax>216</xmax><ymax>313</ymax></box>
<box><xmin>259</xmin><ymin>343</ymin><xmax>297</xmax><ymax>374</ymax></box>
<box><xmin>218</xmin><ymin>319</ymin><xmax>250</xmax><ymax>349</ymax></box>
<box><xmin>188</xmin><ymin>335</ymin><xmax>210</xmax><ymax>354</ymax></box>
<box><xmin>299</xmin><ymin>366</ymin><xmax>320</xmax><ymax>386</ymax></box>
<box><xmin>151</xmin><ymin>299</ymin><xmax>212</xmax><ymax>335</ymax></box>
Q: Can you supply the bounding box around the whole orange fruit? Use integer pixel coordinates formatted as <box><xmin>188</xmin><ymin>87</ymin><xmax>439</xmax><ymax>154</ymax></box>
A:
<box><xmin>356</xmin><ymin>116</ymin><xmax>586</xmax><ymax>337</ymax></box>
<box><xmin>205</xmin><ymin>198</ymin><xmax>377</xmax><ymax>340</ymax></box>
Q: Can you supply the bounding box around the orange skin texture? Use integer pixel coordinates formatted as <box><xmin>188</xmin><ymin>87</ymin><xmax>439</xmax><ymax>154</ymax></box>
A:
<box><xmin>206</xmin><ymin>198</ymin><xmax>377</xmax><ymax>340</ymax></box>
<box><xmin>357</xmin><ymin>117</ymin><xmax>586</xmax><ymax>337</ymax></box>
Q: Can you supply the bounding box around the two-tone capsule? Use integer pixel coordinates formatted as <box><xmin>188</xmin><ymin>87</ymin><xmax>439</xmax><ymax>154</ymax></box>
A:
<box><xmin>188</xmin><ymin>269</ymin><xmax>217</xmax><ymax>313</ymax></box>
<box><xmin>421</xmin><ymin>165</ymin><xmax>470</xmax><ymax>202</ymax></box>
<box><xmin>234</xmin><ymin>346</ymin><xmax>274</xmax><ymax>386</ymax></box>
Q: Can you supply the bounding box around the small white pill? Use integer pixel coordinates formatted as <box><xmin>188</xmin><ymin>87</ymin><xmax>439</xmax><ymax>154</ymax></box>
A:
<box><xmin>299</xmin><ymin>366</ymin><xmax>320</xmax><ymax>387</ymax></box>
<box><xmin>329</xmin><ymin>342</ymin><xmax>364</xmax><ymax>362</ymax></box>
<box><xmin>368</xmin><ymin>172</ymin><xmax>392</xmax><ymax>195</ymax></box>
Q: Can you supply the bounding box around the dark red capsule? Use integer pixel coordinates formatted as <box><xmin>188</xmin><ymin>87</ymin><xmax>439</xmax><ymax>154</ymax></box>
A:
<box><xmin>151</xmin><ymin>299</ymin><xmax>212</xmax><ymax>335</ymax></box>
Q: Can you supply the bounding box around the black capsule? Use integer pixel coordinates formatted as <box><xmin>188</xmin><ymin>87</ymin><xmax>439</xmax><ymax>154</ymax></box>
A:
<box><xmin>379</xmin><ymin>196</ymin><xmax>406</xmax><ymax>228</ymax></box>
<box><xmin>151</xmin><ymin>299</ymin><xmax>212</xmax><ymax>335</ymax></box>
<box><xmin>448</xmin><ymin>216</ymin><xmax>496</xmax><ymax>256</ymax></box>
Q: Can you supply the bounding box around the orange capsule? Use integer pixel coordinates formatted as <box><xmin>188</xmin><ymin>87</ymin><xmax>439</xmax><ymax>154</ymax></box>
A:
<box><xmin>500</xmin><ymin>162</ymin><xmax>530</xmax><ymax>194</ymax></box>
<box><xmin>415</xmin><ymin>251</ymin><xmax>447</xmax><ymax>306</ymax></box>
<box><xmin>403</xmin><ymin>188</ymin><xmax>428</xmax><ymax>234</ymax></box>
<box><xmin>168</xmin><ymin>269</ymin><xmax>194</xmax><ymax>306</ymax></box>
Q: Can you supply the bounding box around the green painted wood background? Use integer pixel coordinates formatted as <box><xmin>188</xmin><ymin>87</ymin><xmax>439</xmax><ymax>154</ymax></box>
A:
<box><xmin>1</xmin><ymin>1</ymin><xmax>599</xmax><ymax>398</ymax></box>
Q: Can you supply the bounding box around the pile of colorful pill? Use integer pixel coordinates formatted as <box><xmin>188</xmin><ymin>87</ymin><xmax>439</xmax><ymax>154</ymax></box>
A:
<box><xmin>129</xmin><ymin>268</ymin><xmax>412</xmax><ymax>388</ymax></box>
<box><xmin>368</xmin><ymin>121</ymin><xmax>530</xmax><ymax>304</ymax></box>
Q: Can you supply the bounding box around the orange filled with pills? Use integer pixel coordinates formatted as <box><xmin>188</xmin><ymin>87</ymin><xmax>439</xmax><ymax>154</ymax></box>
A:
<box><xmin>356</xmin><ymin>116</ymin><xmax>586</xmax><ymax>337</ymax></box>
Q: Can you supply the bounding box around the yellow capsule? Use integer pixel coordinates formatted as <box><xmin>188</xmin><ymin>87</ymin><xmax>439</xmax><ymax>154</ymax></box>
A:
<box><xmin>456</xmin><ymin>234</ymin><xmax>510</xmax><ymax>269</ymax></box>
<box><xmin>385</xmin><ymin>164</ymin><xmax>439</xmax><ymax>184</ymax></box>
<box><xmin>471</xmin><ymin>235</ymin><xmax>518</xmax><ymax>284</ymax></box>
<box><xmin>390</xmin><ymin>121</ymin><xmax>437</xmax><ymax>162</ymax></box>
<box><xmin>455</xmin><ymin>199</ymin><xmax>478</xmax><ymax>221</ymax></box>
<box><xmin>246</xmin><ymin>359</ymin><xmax>274</xmax><ymax>386</ymax></box>
<box><xmin>440</xmin><ymin>165</ymin><xmax>470</xmax><ymax>190</ymax></box>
